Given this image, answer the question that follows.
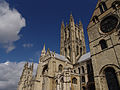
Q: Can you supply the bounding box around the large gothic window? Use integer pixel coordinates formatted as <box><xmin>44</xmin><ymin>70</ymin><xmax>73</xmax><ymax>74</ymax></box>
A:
<box><xmin>72</xmin><ymin>77</ymin><xmax>77</xmax><ymax>84</ymax></box>
<box><xmin>58</xmin><ymin>64</ymin><xmax>63</xmax><ymax>72</ymax></box>
<box><xmin>104</xmin><ymin>67</ymin><xmax>120</xmax><ymax>90</ymax></box>
<box><xmin>99</xmin><ymin>39</ymin><xmax>108</xmax><ymax>50</ymax></box>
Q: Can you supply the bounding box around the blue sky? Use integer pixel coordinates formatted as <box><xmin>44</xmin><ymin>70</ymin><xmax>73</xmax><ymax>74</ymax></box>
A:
<box><xmin>0</xmin><ymin>0</ymin><xmax>98</xmax><ymax>63</ymax></box>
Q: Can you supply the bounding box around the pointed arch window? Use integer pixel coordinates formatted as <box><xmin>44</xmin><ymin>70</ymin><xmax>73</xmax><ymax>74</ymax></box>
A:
<box><xmin>68</xmin><ymin>28</ymin><xmax>70</xmax><ymax>39</ymax></box>
<box><xmin>80</xmin><ymin>47</ymin><xmax>82</xmax><ymax>56</ymax></box>
<box><xmin>76</xmin><ymin>45</ymin><xmax>79</xmax><ymax>56</ymax></box>
<box><xmin>99</xmin><ymin>2</ymin><xmax>107</xmax><ymax>14</ymax></box>
<box><xmin>78</xmin><ymin>67</ymin><xmax>80</xmax><ymax>74</ymax></box>
<box><xmin>82</xmin><ymin>86</ymin><xmax>86</xmax><ymax>90</ymax></box>
<box><xmin>92</xmin><ymin>16</ymin><xmax>99</xmax><ymax>23</ymax></box>
<box><xmin>72</xmin><ymin>77</ymin><xmax>77</xmax><ymax>84</ymax></box>
<box><xmin>65</xmin><ymin>48</ymin><xmax>67</xmax><ymax>57</ymax></box>
<box><xmin>82</xmin><ymin>76</ymin><xmax>85</xmax><ymax>82</ymax></box>
<box><xmin>99</xmin><ymin>39</ymin><xmax>108</xmax><ymax>50</ymax></box>
<box><xmin>58</xmin><ymin>64</ymin><xmax>63</xmax><ymax>72</ymax></box>
<box><xmin>104</xmin><ymin>67</ymin><xmax>120</xmax><ymax>90</ymax></box>
<box><xmin>82</xmin><ymin>66</ymin><xmax>85</xmax><ymax>73</ymax></box>
<box><xmin>68</xmin><ymin>46</ymin><xmax>71</xmax><ymax>57</ymax></box>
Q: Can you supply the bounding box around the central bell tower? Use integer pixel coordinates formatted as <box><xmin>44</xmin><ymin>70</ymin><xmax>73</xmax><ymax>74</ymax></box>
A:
<box><xmin>60</xmin><ymin>14</ymin><xmax>86</xmax><ymax>64</ymax></box>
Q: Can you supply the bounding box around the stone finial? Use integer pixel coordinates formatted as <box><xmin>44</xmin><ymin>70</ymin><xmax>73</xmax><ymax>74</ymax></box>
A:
<box><xmin>41</xmin><ymin>44</ymin><xmax>46</xmax><ymax>56</ymax></box>
<box><xmin>69</xmin><ymin>13</ymin><xmax>74</xmax><ymax>23</ymax></box>
<box><xmin>61</xmin><ymin>21</ymin><xmax>65</xmax><ymax>29</ymax></box>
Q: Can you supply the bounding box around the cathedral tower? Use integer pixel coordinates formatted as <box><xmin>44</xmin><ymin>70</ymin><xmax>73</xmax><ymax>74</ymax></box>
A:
<box><xmin>60</xmin><ymin>14</ymin><xmax>86</xmax><ymax>64</ymax></box>
<box><xmin>87</xmin><ymin>0</ymin><xmax>120</xmax><ymax>90</ymax></box>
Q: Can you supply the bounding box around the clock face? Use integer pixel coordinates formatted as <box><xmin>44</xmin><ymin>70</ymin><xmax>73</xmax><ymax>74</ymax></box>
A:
<box><xmin>100</xmin><ymin>16</ymin><xmax>118</xmax><ymax>33</ymax></box>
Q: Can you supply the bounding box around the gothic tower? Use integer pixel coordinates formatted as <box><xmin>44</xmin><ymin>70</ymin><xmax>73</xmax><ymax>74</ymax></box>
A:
<box><xmin>60</xmin><ymin>14</ymin><xmax>86</xmax><ymax>64</ymax></box>
<box><xmin>87</xmin><ymin>0</ymin><xmax>120</xmax><ymax>90</ymax></box>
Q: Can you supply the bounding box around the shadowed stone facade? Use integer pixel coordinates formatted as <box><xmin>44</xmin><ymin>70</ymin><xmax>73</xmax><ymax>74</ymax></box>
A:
<box><xmin>17</xmin><ymin>0</ymin><xmax>120</xmax><ymax>90</ymax></box>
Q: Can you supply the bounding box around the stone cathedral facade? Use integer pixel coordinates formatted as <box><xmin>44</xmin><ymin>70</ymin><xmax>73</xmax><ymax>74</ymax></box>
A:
<box><xmin>18</xmin><ymin>0</ymin><xmax>120</xmax><ymax>90</ymax></box>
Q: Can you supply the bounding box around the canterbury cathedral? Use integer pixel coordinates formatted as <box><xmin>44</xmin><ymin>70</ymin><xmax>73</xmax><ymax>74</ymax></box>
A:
<box><xmin>17</xmin><ymin>0</ymin><xmax>120</xmax><ymax>90</ymax></box>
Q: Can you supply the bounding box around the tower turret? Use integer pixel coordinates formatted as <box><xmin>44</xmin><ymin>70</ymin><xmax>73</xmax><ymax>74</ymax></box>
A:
<box><xmin>60</xmin><ymin>14</ymin><xmax>86</xmax><ymax>64</ymax></box>
<box><xmin>60</xmin><ymin>21</ymin><xmax>65</xmax><ymax>55</ymax></box>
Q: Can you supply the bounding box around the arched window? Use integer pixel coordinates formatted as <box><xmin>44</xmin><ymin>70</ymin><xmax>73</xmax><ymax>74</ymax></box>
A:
<box><xmin>68</xmin><ymin>28</ymin><xmax>70</xmax><ymax>38</ymax></box>
<box><xmin>58</xmin><ymin>64</ymin><xmax>63</xmax><ymax>72</ymax></box>
<box><xmin>42</xmin><ymin>64</ymin><xmax>48</xmax><ymax>74</ymax></box>
<box><xmin>112</xmin><ymin>1</ymin><xmax>120</xmax><ymax>10</ymax></box>
<box><xmin>72</xmin><ymin>77</ymin><xmax>77</xmax><ymax>84</ymax></box>
<box><xmin>82</xmin><ymin>86</ymin><xmax>86</xmax><ymax>90</ymax></box>
<box><xmin>65</xmin><ymin>48</ymin><xmax>67</xmax><ymax>57</ymax></box>
<box><xmin>60</xmin><ymin>77</ymin><xmax>64</xmax><ymax>83</ymax></box>
<box><xmin>68</xmin><ymin>46</ymin><xmax>71</xmax><ymax>57</ymax></box>
<box><xmin>56</xmin><ymin>80</ymin><xmax>58</xmax><ymax>85</ymax></box>
<box><xmin>104</xmin><ymin>67</ymin><xmax>120</xmax><ymax>90</ymax></box>
<box><xmin>76</xmin><ymin>45</ymin><xmax>79</xmax><ymax>56</ymax></box>
<box><xmin>78</xmin><ymin>67</ymin><xmax>80</xmax><ymax>74</ymax></box>
<box><xmin>82</xmin><ymin>76</ymin><xmax>85</xmax><ymax>82</ymax></box>
<box><xmin>92</xmin><ymin>16</ymin><xmax>99</xmax><ymax>23</ymax></box>
<box><xmin>82</xmin><ymin>66</ymin><xmax>85</xmax><ymax>73</ymax></box>
<box><xmin>80</xmin><ymin>47</ymin><xmax>82</xmax><ymax>56</ymax></box>
<box><xmin>99</xmin><ymin>2</ymin><xmax>107</xmax><ymax>14</ymax></box>
<box><xmin>99</xmin><ymin>39</ymin><xmax>108</xmax><ymax>50</ymax></box>
<box><xmin>87</xmin><ymin>64</ymin><xmax>91</xmax><ymax>74</ymax></box>
<box><xmin>74</xmin><ymin>70</ymin><xmax>76</xmax><ymax>73</ymax></box>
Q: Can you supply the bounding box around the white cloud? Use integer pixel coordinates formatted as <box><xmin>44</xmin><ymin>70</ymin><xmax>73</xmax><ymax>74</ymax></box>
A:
<box><xmin>0</xmin><ymin>1</ymin><xmax>26</xmax><ymax>53</ymax></box>
<box><xmin>22</xmin><ymin>43</ymin><xmax>34</xmax><ymax>48</ymax></box>
<box><xmin>0</xmin><ymin>61</ymin><xmax>38</xmax><ymax>90</ymax></box>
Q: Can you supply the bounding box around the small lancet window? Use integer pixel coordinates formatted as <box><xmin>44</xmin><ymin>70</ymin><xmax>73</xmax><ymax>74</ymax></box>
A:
<box><xmin>82</xmin><ymin>76</ymin><xmax>85</xmax><ymax>82</ymax></box>
<box><xmin>65</xmin><ymin>48</ymin><xmax>67</xmax><ymax>57</ymax></box>
<box><xmin>78</xmin><ymin>67</ymin><xmax>80</xmax><ymax>74</ymax></box>
<box><xmin>99</xmin><ymin>2</ymin><xmax>107</xmax><ymax>14</ymax></box>
<box><xmin>68</xmin><ymin>46</ymin><xmax>71</xmax><ymax>57</ymax></box>
<box><xmin>68</xmin><ymin>28</ymin><xmax>70</xmax><ymax>39</ymax></box>
<box><xmin>80</xmin><ymin>47</ymin><xmax>82</xmax><ymax>56</ymax></box>
<box><xmin>58</xmin><ymin>64</ymin><xmax>63</xmax><ymax>72</ymax></box>
<box><xmin>99</xmin><ymin>39</ymin><xmax>108</xmax><ymax>50</ymax></box>
<box><xmin>82</xmin><ymin>66</ymin><xmax>85</xmax><ymax>73</ymax></box>
<box><xmin>76</xmin><ymin>45</ymin><xmax>79</xmax><ymax>56</ymax></box>
<box><xmin>72</xmin><ymin>77</ymin><xmax>77</xmax><ymax>84</ymax></box>
<box><xmin>92</xmin><ymin>16</ymin><xmax>99</xmax><ymax>23</ymax></box>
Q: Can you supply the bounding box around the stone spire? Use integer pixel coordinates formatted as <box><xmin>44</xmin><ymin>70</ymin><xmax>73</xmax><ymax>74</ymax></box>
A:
<box><xmin>69</xmin><ymin>13</ymin><xmax>75</xmax><ymax>27</ymax></box>
<box><xmin>70</xmin><ymin>13</ymin><xmax>74</xmax><ymax>22</ymax></box>
<box><xmin>60</xmin><ymin>21</ymin><xmax>65</xmax><ymax>55</ymax></box>
<box><xmin>41</xmin><ymin>44</ymin><xmax>46</xmax><ymax>56</ymax></box>
<box><xmin>61</xmin><ymin>21</ymin><xmax>65</xmax><ymax>29</ymax></box>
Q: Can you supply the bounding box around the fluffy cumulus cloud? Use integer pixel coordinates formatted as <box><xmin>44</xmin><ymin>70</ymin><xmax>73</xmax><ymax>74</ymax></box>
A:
<box><xmin>22</xmin><ymin>43</ymin><xmax>34</xmax><ymax>48</ymax></box>
<box><xmin>0</xmin><ymin>61</ymin><xmax>38</xmax><ymax>90</ymax></box>
<box><xmin>0</xmin><ymin>0</ymin><xmax>26</xmax><ymax>53</ymax></box>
